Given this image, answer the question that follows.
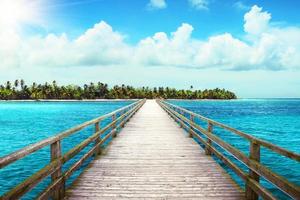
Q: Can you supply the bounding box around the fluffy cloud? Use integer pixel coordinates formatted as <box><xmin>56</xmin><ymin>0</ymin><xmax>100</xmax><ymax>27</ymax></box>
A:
<box><xmin>0</xmin><ymin>29</ymin><xmax>22</xmax><ymax>69</ymax></box>
<box><xmin>188</xmin><ymin>0</ymin><xmax>209</xmax><ymax>10</ymax></box>
<box><xmin>0</xmin><ymin>5</ymin><xmax>300</xmax><ymax>71</ymax></box>
<box><xmin>6</xmin><ymin>21</ymin><xmax>132</xmax><ymax>68</ymax></box>
<box><xmin>244</xmin><ymin>5</ymin><xmax>271</xmax><ymax>35</ymax></box>
<box><xmin>135</xmin><ymin>23</ymin><xmax>197</xmax><ymax>67</ymax></box>
<box><xmin>147</xmin><ymin>0</ymin><xmax>167</xmax><ymax>10</ymax></box>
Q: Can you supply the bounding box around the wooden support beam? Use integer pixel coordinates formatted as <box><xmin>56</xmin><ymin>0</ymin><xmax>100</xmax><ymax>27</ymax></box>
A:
<box><xmin>189</xmin><ymin>114</ymin><xmax>194</xmax><ymax>138</ymax></box>
<box><xmin>112</xmin><ymin>114</ymin><xmax>117</xmax><ymax>137</ymax></box>
<box><xmin>50</xmin><ymin>140</ymin><xmax>64</xmax><ymax>200</ymax></box>
<box><xmin>205</xmin><ymin>122</ymin><xmax>213</xmax><ymax>155</ymax></box>
<box><xmin>94</xmin><ymin>122</ymin><xmax>102</xmax><ymax>155</ymax></box>
<box><xmin>246</xmin><ymin>142</ymin><xmax>260</xmax><ymax>200</ymax></box>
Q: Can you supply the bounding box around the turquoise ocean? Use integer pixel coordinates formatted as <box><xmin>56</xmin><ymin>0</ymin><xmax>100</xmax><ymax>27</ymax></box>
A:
<box><xmin>0</xmin><ymin>101</ymin><xmax>133</xmax><ymax>199</ymax></box>
<box><xmin>169</xmin><ymin>99</ymin><xmax>300</xmax><ymax>199</ymax></box>
<box><xmin>0</xmin><ymin>99</ymin><xmax>299</xmax><ymax>199</ymax></box>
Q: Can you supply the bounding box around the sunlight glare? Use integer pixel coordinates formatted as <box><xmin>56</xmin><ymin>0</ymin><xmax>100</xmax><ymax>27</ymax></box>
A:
<box><xmin>0</xmin><ymin>0</ymin><xmax>37</xmax><ymax>29</ymax></box>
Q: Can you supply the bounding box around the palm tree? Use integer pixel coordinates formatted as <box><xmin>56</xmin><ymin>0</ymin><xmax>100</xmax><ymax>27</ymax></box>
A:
<box><xmin>20</xmin><ymin>79</ymin><xmax>25</xmax><ymax>89</ymax></box>
<box><xmin>14</xmin><ymin>80</ymin><xmax>19</xmax><ymax>88</ymax></box>
<box><xmin>0</xmin><ymin>80</ymin><xmax>237</xmax><ymax>100</ymax></box>
<box><xmin>6</xmin><ymin>81</ymin><xmax>11</xmax><ymax>90</ymax></box>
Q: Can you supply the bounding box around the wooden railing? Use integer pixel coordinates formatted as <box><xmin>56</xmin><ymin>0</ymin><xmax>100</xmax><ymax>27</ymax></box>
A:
<box><xmin>157</xmin><ymin>99</ymin><xmax>300</xmax><ymax>200</ymax></box>
<box><xmin>0</xmin><ymin>99</ymin><xmax>145</xmax><ymax>200</ymax></box>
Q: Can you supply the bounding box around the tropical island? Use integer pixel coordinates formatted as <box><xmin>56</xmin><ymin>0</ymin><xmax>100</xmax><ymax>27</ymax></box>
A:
<box><xmin>0</xmin><ymin>80</ymin><xmax>237</xmax><ymax>100</ymax></box>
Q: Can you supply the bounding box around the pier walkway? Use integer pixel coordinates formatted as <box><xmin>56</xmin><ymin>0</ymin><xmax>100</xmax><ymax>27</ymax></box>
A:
<box><xmin>65</xmin><ymin>100</ymin><xmax>243</xmax><ymax>199</ymax></box>
<box><xmin>1</xmin><ymin>99</ymin><xmax>299</xmax><ymax>200</ymax></box>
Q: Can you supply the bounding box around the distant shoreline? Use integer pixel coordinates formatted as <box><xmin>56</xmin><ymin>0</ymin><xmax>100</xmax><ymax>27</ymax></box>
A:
<box><xmin>0</xmin><ymin>99</ymin><xmax>238</xmax><ymax>102</ymax></box>
<box><xmin>1</xmin><ymin>98</ymin><xmax>300</xmax><ymax>102</ymax></box>
<box><xmin>0</xmin><ymin>99</ymin><xmax>139</xmax><ymax>102</ymax></box>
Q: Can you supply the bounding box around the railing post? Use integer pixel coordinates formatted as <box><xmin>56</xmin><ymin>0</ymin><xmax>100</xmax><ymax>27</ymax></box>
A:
<box><xmin>189</xmin><ymin>114</ymin><xmax>194</xmax><ymax>137</ymax></box>
<box><xmin>112</xmin><ymin>114</ymin><xmax>117</xmax><ymax>137</ymax></box>
<box><xmin>205</xmin><ymin>122</ymin><xmax>213</xmax><ymax>155</ymax></box>
<box><xmin>50</xmin><ymin>140</ymin><xmax>64</xmax><ymax>200</ymax></box>
<box><xmin>179</xmin><ymin>110</ymin><xmax>183</xmax><ymax>128</ymax></box>
<box><xmin>128</xmin><ymin>107</ymin><xmax>133</xmax><ymax>121</ymax></box>
<box><xmin>94</xmin><ymin>122</ymin><xmax>102</xmax><ymax>155</ymax></box>
<box><xmin>121</xmin><ymin>117</ymin><xmax>125</xmax><ymax>128</ymax></box>
<box><xmin>246</xmin><ymin>141</ymin><xmax>260</xmax><ymax>200</ymax></box>
<box><xmin>121</xmin><ymin>109</ymin><xmax>126</xmax><ymax>128</ymax></box>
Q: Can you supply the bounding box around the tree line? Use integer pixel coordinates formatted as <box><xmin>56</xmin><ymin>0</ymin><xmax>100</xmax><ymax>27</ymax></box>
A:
<box><xmin>0</xmin><ymin>80</ymin><xmax>237</xmax><ymax>100</ymax></box>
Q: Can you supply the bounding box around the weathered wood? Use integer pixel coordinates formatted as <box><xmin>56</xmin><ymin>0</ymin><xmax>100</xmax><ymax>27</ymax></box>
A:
<box><xmin>66</xmin><ymin>100</ymin><xmax>243</xmax><ymax>199</ymax></box>
<box><xmin>0</xmin><ymin>100</ymin><xmax>144</xmax><ymax>169</ymax></box>
<box><xmin>63</xmin><ymin>101</ymin><xmax>144</xmax><ymax>182</ymax></box>
<box><xmin>159</xmin><ymin>100</ymin><xmax>300</xmax><ymax>199</ymax></box>
<box><xmin>2</xmin><ymin>160</ymin><xmax>61</xmax><ymax>199</ymax></box>
<box><xmin>37</xmin><ymin>176</ymin><xmax>64</xmax><ymax>200</ymax></box>
<box><xmin>161</xmin><ymin>100</ymin><xmax>300</xmax><ymax>162</ymax></box>
<box><xmin>50</xmin><ymin>140</ymin><xmax>64</xmax><ymax>200</ymax></box>
<box><xmin>188</xmin><ymin>114</ymin><xmax>194</xmax><ymax>137</ymax></box>
<box><xmin>112</xmin><ymin>114</ymin><xmax>117</xmax><ymax>137</ymax></box>
<box><xmin>0</xmin><ymin>99</ymin><xmax>145</xmax><ymax>200</ymax></box>
<box><xmin>180</xmin><ymin>110</ymin><xmax>184</xmax><ymax>128</ymax></box>
<box><xmin>61</xmin><ymin>106</ymin><xmax>140</xmax><ymax>164</ymax></box>
<box><xmin>205</xmin><ymin>122</ymin><xmax>213</xmax><ymax>155</ymax></box>
<box><xmin>94</xmin><ymin>122</ymin><xmax>101</xmax><ymax>155</ymax></box>
<box><xmin>2</xmin><ymin>98</ymin><xmax>298</xmax><ymax>200</ymax></box>
<box><xmin>39</xmin><ymin>128</ymin><xmax>122</xmax><ymax>200</ymax></box>
<box><xmin>246</xmin><ymin>142</ymin><xmax>260</xmax><ymax>200</ymax></box>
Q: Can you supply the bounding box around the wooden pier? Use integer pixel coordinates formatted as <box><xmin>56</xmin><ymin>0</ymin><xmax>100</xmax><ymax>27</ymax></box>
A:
<box><xmin>0</xmin><ymin>99</ymin><xmax>299</xmax><ymax>200</ymax></box>
<box><xmin>66</xmin><ymin>100</ymin><xmax>243</xmax><ymax>199</ymax></box>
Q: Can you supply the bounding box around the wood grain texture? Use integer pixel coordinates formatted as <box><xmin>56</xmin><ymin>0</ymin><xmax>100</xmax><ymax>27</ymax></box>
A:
<box><xmin>65</xmin><ymin>100</ymin><xmax>243</xmax><ymax>200</ymax></box>
<box><xmin>158</xmin><ymin>100</ymin><xmax>300</xmax><ymax>199</ymax></box>
<box><xmin>160</xmin><ymin>100</ymin><xmax>300</xmax><ymax>162</ymax></box>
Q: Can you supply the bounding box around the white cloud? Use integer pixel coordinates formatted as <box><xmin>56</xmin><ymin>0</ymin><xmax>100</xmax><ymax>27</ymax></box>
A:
<box><xmin>147</xmin><ymin>0</ymin><xmax>167</xmax><ymax>10</ymax></box>
<box><xmin>135</xmin><ymin>23</ymin><xmax>197</xmax><ymax>67</ymax></box>
<box><xmin>0</xmin><ymin>5</ymin><xmax>300</xmax><ymax>72</ymax></box>
<box><xmin>244</xmin><ymin>5</ymin><xmax>271</xmax><ymax>35</ymax></box>
<box><xmin>188</xmin><ymin>0</ymin><xmax>209</xmax><ymax>10</ymax></box>
<box><xmin>0</xmin><ymin>29</ymin><xmax>22</xmax><ymax>69</ymax></box>
<box><xmin>233</xmin><ymin>1</ymin><xmax>249</xmax><ymax>11</ymax></box>
<box><xmin>21</xmin><ymin>21</ymin><xmax>132</xmax><ymax>68</ymax></box>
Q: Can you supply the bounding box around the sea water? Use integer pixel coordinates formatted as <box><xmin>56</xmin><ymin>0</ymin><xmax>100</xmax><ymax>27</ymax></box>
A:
<box><xmin>0</xmin><ymin>101</ymin><xmax>133</xmax><ymax>199</ymax></box>
<box><xmin>169</xmin><ymin>99</ymin><xmax>300</xmax><ymax>199</ymax></box>
<box><xmin>1</xmin><ymin>99</ymin><xmax>299</xmax><ymax>199</ymax></box>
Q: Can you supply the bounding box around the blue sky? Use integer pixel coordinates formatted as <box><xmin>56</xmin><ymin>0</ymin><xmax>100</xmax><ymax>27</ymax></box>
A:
<box><xmin>37</xmin><ymin>0</ymin><xmax>300</xmax><ymax>41</ymax></box>
<box><xmin>0</xmin><ymin>0</ymin><xmax>300</xmax><ymax>97</ymax></box>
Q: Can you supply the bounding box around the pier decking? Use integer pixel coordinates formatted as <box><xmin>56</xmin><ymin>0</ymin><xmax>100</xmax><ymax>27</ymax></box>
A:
<box><xmin>1</xmin><ymin>99</ymin><xmax>299</xmax><ymax>200</ymax></box>
<box><xmin>65</xmin><ymin>100</ymin><xmax>243</xmax><ymax>199</ymax></box>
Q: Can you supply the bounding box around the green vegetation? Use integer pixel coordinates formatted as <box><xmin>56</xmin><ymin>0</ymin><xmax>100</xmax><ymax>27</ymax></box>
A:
<box><xmin>0</xmin><ymin>80</ymin><xmax>237</xmax><ymax>100</ymax></box>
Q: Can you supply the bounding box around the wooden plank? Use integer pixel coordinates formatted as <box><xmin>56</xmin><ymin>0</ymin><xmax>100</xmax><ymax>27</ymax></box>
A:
<box><xmin>246</xmin><ymin>142</ymin><xmax>260</xmax><ymax>200</ymax></box>
<box><xmin>66</xmin><ymin>100</ymin><xmax>243</xmax><ymax>199</ymax></box>
<box><xmin>188</xmin><ymin>114</ymin><xmax>194</xmax><ymax>138</ymax></box>
<box><xmin>0</xmin><ymin>100</ymin><xmax>144</xmax><ymax>169</ymax></box>
<box><xmin>205</xmin><ymin>122</ymin><xmax>213</xmax><ymax>155</ymax></box>
<box><xmin>160</xmin><ymin>101</ymin><xmax>300</xmax><ymax>199</ymax></box>
<box><xmin>37</xmin><ymin>104</ymin><xmax>144</xmax><ymax>199</ymax></box>
<box><xmin>161</xmin><ymin>100</ymin><xmax>300</xmax><ymax>162</ymax></box>
<box><xmin>2</xmin><ymin>160</ymin><xmax>60</xmax><ymax>199</ymax></box>
<box><xmin>112</xmin><ymin>114</ymin><xmax>117</xmax><ymax>137</ymax></box>
<box><xmin>94</xmin><ymin>122</ymin><xmax>101</xmax><ymax>155</ymax></box>
<box><xmin>50</xmin><ymin>140</ymin><xmax>64</xmax><ymax>200</ymax></box>
<box><xmin>0</xmin><ymin>100</ymin><xmax>145</xmax><ymax>200</ymax></box>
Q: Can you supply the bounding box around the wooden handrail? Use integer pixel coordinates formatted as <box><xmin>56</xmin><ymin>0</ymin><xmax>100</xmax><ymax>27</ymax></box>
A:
<box><xmin>0</xmin><ymin>99</ymin><xmax>145</xmax><ymax>200</ymax></box>
<box><xmin>0</xmin><ymin>100</ymin><xmax>143</xmax><ymax>168</ymax></box>
<box><xmin>161</xmin><ymin>100</ymin><xmax>300</xmax><ymax>162</ymax></box>
<box><xmin>157</xmin><ymin>99</ymin><xmax>300</xmax><ymax>200</ymax></box>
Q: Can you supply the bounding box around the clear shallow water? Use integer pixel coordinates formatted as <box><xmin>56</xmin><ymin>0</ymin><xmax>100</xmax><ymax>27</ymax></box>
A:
<box><xmin>0</xmin><ymin>101</ymin><xmax>133</xmax><ymax>199</ymax></box>
<box><xmin>1</xmin><ymin>99</ymin><xmax>299</xmax><ymax>199</ymax></box>
<box><xmin>169</xmin><ymin>99</ymin><xmax>300</xmax><ymax>199</ymax></box>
